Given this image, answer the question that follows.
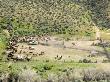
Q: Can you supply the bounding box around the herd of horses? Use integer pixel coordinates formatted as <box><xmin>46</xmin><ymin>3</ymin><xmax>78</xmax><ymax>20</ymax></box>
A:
<box><xmin>6</xmin><ymin>35</ymin><xmax>48</xmax><ymax>61</ymax></box>
<box><xmin>5</xmin><ymin>35</ymin><xmax>110</xmax><ymax>62</ymax></box>
<box><xmin>6</xmin><ymin>35</ymin><xmax>70</xmax><ymax>62</ymax></box>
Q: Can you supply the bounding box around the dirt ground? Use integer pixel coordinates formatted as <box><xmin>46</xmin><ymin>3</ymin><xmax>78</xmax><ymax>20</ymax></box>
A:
<box><xmin>15</xmin><ymin>40</ymin><xmax>108</xmax><ymax>62</ymax></box>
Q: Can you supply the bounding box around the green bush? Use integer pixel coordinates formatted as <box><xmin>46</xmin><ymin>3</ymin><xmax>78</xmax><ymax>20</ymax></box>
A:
<box><xmin>43</xmin><ymin>64</ymin><xmax>53</xmax><ymax>70</ymax></box>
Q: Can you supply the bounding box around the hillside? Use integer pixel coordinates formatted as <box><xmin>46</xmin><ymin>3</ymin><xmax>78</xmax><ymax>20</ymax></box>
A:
<box><xmin>1</xmin><ymin>0</ymin><xmax>110</xmax><ymax>82</ymax></box>
<box><xmin>86</xmin><ymin>0</ymin><xmax>110</xmax><ymax>28</ymax></box>
<box><xmin>0</xmin><ymin>0</ymin><xmax>110</xmax><ymax>58</ymax></box>
<box><xmin>0</xmin><ymin>0</ymin><xmax>109</xmax><ymax>37</ymax></box>
<box><xmin>0</xmin><ymin>0</ymin><xmax>110</xmax><ymax>57</ymax></box>
<box><xmin>0</xmin><ymin>0</ymin><xmax>96</xmax><ymax>36</ymax></box>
